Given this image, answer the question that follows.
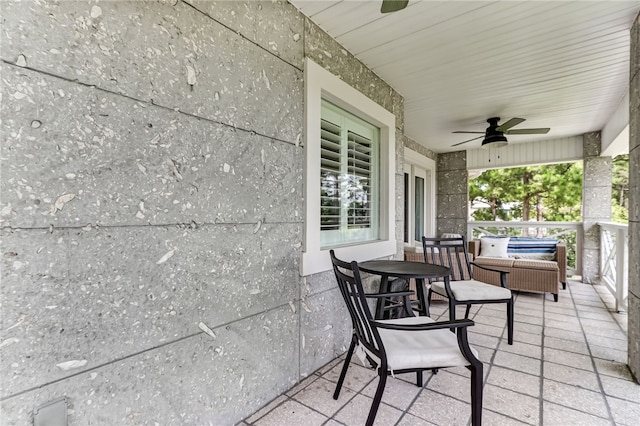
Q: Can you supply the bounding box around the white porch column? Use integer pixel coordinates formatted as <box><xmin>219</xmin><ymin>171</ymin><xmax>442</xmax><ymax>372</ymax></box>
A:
<box><xmin>628</xmin><ymin>11</ymin><xmax>640</xmax><ymax>383</ymax></box>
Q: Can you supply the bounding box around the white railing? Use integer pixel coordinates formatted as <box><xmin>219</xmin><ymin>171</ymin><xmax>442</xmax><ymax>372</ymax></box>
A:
<box><xmin>599</xmin><ymin>222</ymin><xmax>629</xmax><ymax>312</ymax></box>
<box><xmin>467</xmin><ymin>221</ymin><xmax>583</xmax><ymax>276</ymax></box>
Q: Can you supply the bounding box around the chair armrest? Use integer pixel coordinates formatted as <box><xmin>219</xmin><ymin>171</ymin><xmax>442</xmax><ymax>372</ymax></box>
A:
<box><xmin>371</xmin><ymin>318</ymin><xmax>474</xmax><ymax>331</ymax></box>
<box><xmin>556</xmin><ymin>243</ymin><xmax>567</xmax><ymax>283</ymax></box>
<box><xmin>364</xmin><ymin>291</ymin><xmax>415</xmax><ymax>299</ymax></box>
<box><xmin>470</xmin><ymin>262</ymin><xmax>510</xmax><ymax>288</ymax></box>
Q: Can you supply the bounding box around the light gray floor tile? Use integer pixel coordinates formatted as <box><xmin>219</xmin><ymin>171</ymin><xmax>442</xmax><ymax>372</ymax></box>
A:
<box><xmin>594</xmin><ymin>358</ymin><xmax>635</xmax><ymax>380</ymax></box>
<box><xmin>482</xmin><ymin>409</ymin><xmax>531</xmax><ymax>425</ymax></box>
<box><xmin>544</xmin><ymin>335</ymin><xmax>590</xmax><ymax>355</ymax></box>
<box><xmin>606</xmin><ymin>395</ymin><xmax>640</xmax><ymax>426</ymax></box>
<box><xmin>515</xmin><ymin>313</ymin><xmax>544</xmax><ymax>326</ymax></box>
<box><xmin>426</xmin><ymin>370</ymin><xmax>473</xmax><ymax>402</ymax></box>
<box><xmin>542</xmin><ymin>402</ymin><xmax>611</xmax><ymax>426</ymax></box>
<box><xmin>361</xmin><ymin>374</ymin><xmax>423</xmax><ymax>411</ymax></box>
<box><xmin>253</xmin><ymin>399</ymin><xmax>328</xmax><ymax>426</ymax></box>
<box><xmin>245</xmin><ymin>395</ymin><xmax>288</xmax><ymax>423</ymax></box>
<box><xmin>590</xmin><ymin>344</ymin><xmax>628</xmax><ymax>363</ymax></box>
<box><xmin>498</xmin><ymin>340</ymin><xmax>542</xmax><ymax>359</ymax></box>
<box><xmin>543</xmin><ymin>380</ymin><xmax>609</xmax><ymax>418</ymax></box>
<box><xmin>493</xmin><ymin>351</ymin><xmax>541</xmax><ymax>376</ymax></box>
<box><xmin>543</xmin><ymin>347</ymin><xmax>594</xmax><ymax>371</ymax></box>
<box><xmin>292</xmin><ymin>377</ymin><xmax>355</xmax><ymax>417</ymax></box>
<box><xmin>408</xmin><ymin>389</ymin><xmax>471</xmax><ymax>426</ymax></box>
<box><xmin>484</xmin><ymin>384</ymin><xmax>540</xmax><ymax>424</ymax></box>
<box><xmin>543</xmin><ymin>327</ymin><xmax>585</xmax><ymax>342</ymax></box>
<box><xmin>514</xmin><ymin>330</ymin><xmax>543</xmax><ymax>346</ymax></box>
<box><xmin>334</xmin><ymin>394</ymin><xmax>402</xmax><ymax>426</ymax></box>
<box><xmin>286</xmin><ymin>374</ymin><xmax>320</xmax><ymax>397</ymax></box>
<box><xmin>395</xmin><ymin>413</ymin><xmax>437</xmax><ymax>426</ymax></box>
<box><xmin>322</xmin><ymin>362</ymin><xmax>377</xmax><ymax>393</ymax></box>
<box><xmin>585</xmin><ymin>333</ymin><xmax>628</xmax><ymax>349</ymax></box>
<box><xmin>543</xmin><ymin>361</ymin><xmax>600</xmax><ymax>391</ymax></box>
<box><xmin>515</xmin><ymin>322</ymin><xmax>543</xmax><ymax>335</ymax></box>
<box><xmin>600</xmin><ymin>375</ymin><xmax>640</xmax><ymax>403</ymax></box>
<box><xmin>468</xmin><ymin>331</ymin><xmax>501</xmax><ymax>349</ymax></box>
<box><xmin>486</xmin><ymin>366</ymin><xmax>541</xmax><ymax>397</ymax></box>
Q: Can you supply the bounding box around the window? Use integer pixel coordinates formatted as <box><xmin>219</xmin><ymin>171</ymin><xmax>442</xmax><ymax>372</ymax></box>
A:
<box><xmin>404</xmin><ymin>148</ymin><xmax>436</xmax><ymax>249</ymax></box>
<box><xmin>301</xmin><ymin>58</ymin><xmax>396</xmax><ymax>276</ymax></box>
<box><xmin>320</xmin><ymin>100</ymin><xmax>380</xmax><ymax>248</ymax></box>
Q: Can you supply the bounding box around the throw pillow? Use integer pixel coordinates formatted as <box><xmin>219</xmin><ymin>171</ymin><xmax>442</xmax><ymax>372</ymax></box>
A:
<box><xmin>480</xmin><ymin>236</ymin><xmax>510</xmax><ymax>258</ymax></box>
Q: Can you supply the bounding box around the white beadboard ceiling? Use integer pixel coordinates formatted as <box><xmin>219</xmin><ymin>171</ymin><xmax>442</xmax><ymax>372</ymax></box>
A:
<box><xmin>289</xmin><ymin>0</ymin><xmax>640</xmax><ymax>153</ymax></box>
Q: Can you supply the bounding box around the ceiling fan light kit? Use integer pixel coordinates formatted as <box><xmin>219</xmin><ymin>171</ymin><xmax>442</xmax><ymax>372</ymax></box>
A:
<box><xmin>482</xmin><ymin>134</ymin><xmax>508</xmax><ymax>148</ymax></box>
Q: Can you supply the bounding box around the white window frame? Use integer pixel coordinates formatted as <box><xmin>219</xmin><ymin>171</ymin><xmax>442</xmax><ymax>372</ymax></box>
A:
<box><xmin>301</xmin><ymin>58</ymin><xmax>396</xmax><ymax>276</ymax></box>
<box><xmin>404</xmin><ymin>148</ymin><xmax>436</xmax><ymax>250</ymax></box>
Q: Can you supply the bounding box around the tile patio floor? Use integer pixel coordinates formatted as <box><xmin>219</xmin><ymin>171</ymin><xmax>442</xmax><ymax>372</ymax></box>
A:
<box><xmin>239</xmin><ymin>280</ymin><xmax>639</xmax><ymax>426</ymax></box>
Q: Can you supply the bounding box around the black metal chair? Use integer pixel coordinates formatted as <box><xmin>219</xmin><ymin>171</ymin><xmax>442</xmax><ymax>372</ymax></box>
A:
<box><xmin>330</xmin><ymin>250</ymin><xmax>483</xmax><ymax>426</ymax></box>
<box><xmin>422</xmin><ymin>236</ymin><xmax>514</xmax><ymax>345</ymax></box>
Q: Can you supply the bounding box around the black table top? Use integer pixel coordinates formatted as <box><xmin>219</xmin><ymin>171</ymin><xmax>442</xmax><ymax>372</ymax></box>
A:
<box><xmin>358</xmin><ymin>260</ymin><xmax>450</xmax><ymax>278</ymax></box>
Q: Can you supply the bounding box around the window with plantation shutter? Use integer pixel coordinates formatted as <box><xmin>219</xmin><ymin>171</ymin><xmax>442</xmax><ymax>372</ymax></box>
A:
<box><xmin>301</xmin><ymin>58</ymin><xmax>396</xmax><ymax>276</ymax></box>
<box><xmin>320</xmin><ymin>100</ymin><xmax>379</xmax><ymax>248</ymax></box>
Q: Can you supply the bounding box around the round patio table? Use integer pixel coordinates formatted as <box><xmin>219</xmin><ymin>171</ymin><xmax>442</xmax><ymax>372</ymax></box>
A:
<box><xmin>358</xmin><ymin>260</ymin><xmax>451</xmax><ymax>319</ymax></box>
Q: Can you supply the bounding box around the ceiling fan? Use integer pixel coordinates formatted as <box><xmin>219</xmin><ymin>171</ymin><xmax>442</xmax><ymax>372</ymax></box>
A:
<box><xmin>452</xmin><ymin>117</ymin><xmax>550</xmax><ymax>148</ymax></box>
<box><xmin>381</xmin><ymin>0</ymin><xmax>409</xmax><ymax>13</ymax></box>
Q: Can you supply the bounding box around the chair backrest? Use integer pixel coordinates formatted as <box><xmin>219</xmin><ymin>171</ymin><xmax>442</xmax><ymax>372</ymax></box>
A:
<box><xmin>422</xmin><ymin>236</ymin><xmax>473</xmax><ymax>281</ymax></box>
<box><xmin>329</xmin><ymin>250</ymin><xmax>385</xmax><ymax>362</ymax></box>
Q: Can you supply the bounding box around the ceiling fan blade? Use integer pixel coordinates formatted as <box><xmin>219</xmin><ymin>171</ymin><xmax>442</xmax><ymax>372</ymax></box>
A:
<box><xmin>497</xmin><ymin>117</ymin><xmax>525</xmax><ymax>131</ymax></box>
<box><xmin>381</xmin><ymin>0</ymin><xmax>409</xmax><ymax>13</ymax></box>
<box><xmin>451</xmin><ymin>135</ymin><xmax>483</xmax><ymax>147</ymax></box>
<box><xmin>452</xmin><ymin>131</ymin><xmax>485</xmax><ymax>134</ymax></box>
<box><xmin>506</xmin><ymin>128</ymin><xmax>550</xmax><ymax>135</ymax></box>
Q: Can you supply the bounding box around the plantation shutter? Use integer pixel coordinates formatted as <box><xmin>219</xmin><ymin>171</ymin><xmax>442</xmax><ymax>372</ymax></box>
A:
<box><xmin>347</xmin><ymin>130</ymin><xmax>372</xmax><ymax>228</ymax></box>
<box><xmin>320</xmin><ymin>118</ymin><xmax>342</xmax><ymax>231</ymax></box>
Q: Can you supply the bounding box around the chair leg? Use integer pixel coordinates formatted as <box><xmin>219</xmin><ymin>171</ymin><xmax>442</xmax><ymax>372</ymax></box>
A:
<box><xmin>416</xmin><ymin>370</ymin><xmax>423</xmax><ymax>387</ymax></box>
<box><xmin>366</xmin><ymin>371</ymin><xmax>387</xmax><ymax>426</ymax></box>
<box><xmin>334</xmin><ymin>336</ymin><xmax>356</xmax><ymax>399</ymax></box>
<box><xmin>464</xmin><ymin>304</ymin><xmax>472</xmax><ymax>318</ymax></box>
<box><xmin>469</xmin><ymin>361</ymin><xmax>484</xmax><ymax>426</ymax></box>
<box><xmin>507</xmin><ymin>298</ymin><xmax>514</xmax><ymax>345</ymax></box>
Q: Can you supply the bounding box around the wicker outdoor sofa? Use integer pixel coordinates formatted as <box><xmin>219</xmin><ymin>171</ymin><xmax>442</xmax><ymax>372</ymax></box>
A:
<box><xmin>404</xmin><ymin>237</ymin><xmax>567</xmax><ymax>302</ymax></box>
<box><xmin>469</xmin><ymin>238</ymin><xmax>567</xmax><ymax>302</ymax></box>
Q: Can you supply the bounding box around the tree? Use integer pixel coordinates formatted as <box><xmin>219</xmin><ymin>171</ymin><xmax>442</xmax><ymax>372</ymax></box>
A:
<box><xmin>612</xmin><ymin>154</ymin><xmax>629</xmax><ymax>223</ymax></box>
<box><xmin>469</xmin><ymin>162</ymin><xmax>582</xmax><ymax>223</ymax></box>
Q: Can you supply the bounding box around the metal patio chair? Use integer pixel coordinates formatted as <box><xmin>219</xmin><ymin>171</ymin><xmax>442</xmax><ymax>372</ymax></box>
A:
<box><xmin>330</xmin><ymin>250</ymin><xmax>483</xmax><ymax>426</ymax></box>
<box><xmin>422</xmin><ymin>236</ymin><xmax>514</xmax><ymax>345</ymax></box>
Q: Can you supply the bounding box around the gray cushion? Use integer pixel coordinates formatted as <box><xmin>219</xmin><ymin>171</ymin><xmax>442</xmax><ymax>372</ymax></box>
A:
<box><xmin>371</xmin><ymin>316</ymin><xmax>478</xmax><ymax>371</ymax></box>
<box><xmin>432</xmin><ymin>279</ymin><xmax>511</xmax><ymax>301</ymax></box>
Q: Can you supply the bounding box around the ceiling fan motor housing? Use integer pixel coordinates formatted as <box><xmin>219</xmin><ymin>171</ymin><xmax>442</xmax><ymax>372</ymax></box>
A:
<box><xmin>482</xmin><ymin>117</ymin><xmax>508</xmax><ymax>147</ymax></box>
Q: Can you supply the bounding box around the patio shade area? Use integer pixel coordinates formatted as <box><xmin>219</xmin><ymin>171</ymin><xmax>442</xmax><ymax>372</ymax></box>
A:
<box><xmin>240</xmin><ymin>281</ymin><xmax>638</xmax><ymax>426</ymax></box>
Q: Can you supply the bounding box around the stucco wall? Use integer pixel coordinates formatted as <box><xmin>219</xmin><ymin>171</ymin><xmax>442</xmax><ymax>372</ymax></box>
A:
<box><xmin>0</xmin><ymin>1</ymin><xmax>406</xmax><ymax>424</ymax></box>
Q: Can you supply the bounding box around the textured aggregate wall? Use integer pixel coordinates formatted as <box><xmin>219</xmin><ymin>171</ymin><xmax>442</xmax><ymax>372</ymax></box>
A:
<box><xmin>628</xmin><ymin>12</ymin><xmax>640</xmax><ymax>383</ymax></box>
<box><xmin>0</xmin><ymin>0</ymin><xmax>407</xmax><ymax>424</ymax></box>
<box><xmin>436</xmin><ymin>151</ymin><xmax>468</xmax><ymax>237</ymax></box>
<box><xmin>581</xmin><ymin>132</ymin><xmax>612</xmax><ymax>283</ymax></box>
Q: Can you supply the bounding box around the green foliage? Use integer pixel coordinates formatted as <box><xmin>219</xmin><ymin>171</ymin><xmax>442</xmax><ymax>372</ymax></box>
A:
<box><xmin>612</xmin><ymin>155</ymin><xmax>629</xmax><ymax>223</ymax></box>
<box><xmin>469</xmin><ymin>163</ymin><xmax>583</xmax><ymax>222</ymax></box>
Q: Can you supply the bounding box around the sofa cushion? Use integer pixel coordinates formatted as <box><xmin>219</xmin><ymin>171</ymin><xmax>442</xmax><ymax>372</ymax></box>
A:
<box><xmin>474</xmin><ymin>257</ymin><xmax>515</xmax><ymax>268</ymax></box>
<box><xmin>480</xmin><ymin>236</ymin><xmax>510</xmax><ymax>258</ymax></box>
<box><xmin>512</xmin><ymin>259</ymin><xmax>559</xmax><ymax>271</ymax></box>
<box><xmin>507</xmin><ymin>237</ymin><xmax>558</xmax><ymax>260</ymax></box>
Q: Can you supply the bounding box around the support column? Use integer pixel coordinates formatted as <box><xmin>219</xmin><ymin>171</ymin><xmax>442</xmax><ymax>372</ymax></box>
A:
<box><xmin>581</xmin><ymin>132</ymin><xmax>612</xmax><ymax>283</ymax></box>
<box><xmin>628</xmin><ymin>11</ymin><xmax>640</xmax><ymax>383</ymax></box>
<box><xmin>436</xmin><ymin>151</ymin><xmax>468</xmax><ymax>237</ymax></box>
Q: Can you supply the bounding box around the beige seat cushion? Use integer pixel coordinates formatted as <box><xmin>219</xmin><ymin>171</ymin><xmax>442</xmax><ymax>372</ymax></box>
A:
<box><xmin>431</xmin><ymin>280</ymin><xmax>512</xmax><ymax>301</ymax></box>
<box><xmin>375</xmin><ymin>316</ymin><xmax>478</xmax><ymax>371</ymax></box>
<box><xmin>473</xmin><ymin>256</ymin><xmax>515</xmax><ymax>268</ymax></box>
<box><xmin>512</xmin><ymin>259</ymin><xmax>559</xmax><ymax>271</ymax></box>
